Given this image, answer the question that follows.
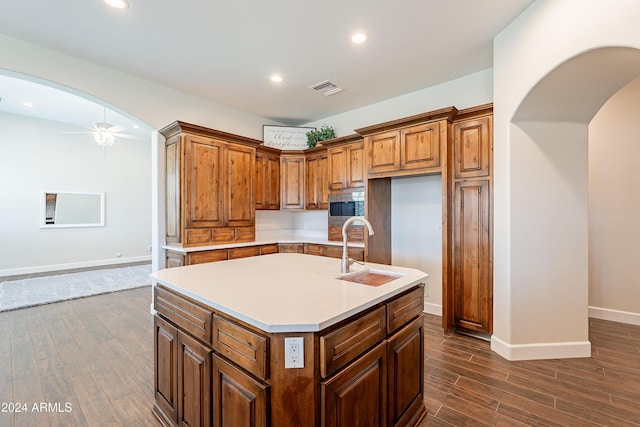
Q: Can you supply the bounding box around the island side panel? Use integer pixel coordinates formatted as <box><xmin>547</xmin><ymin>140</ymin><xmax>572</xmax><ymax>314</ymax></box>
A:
<box><xmin>269</xmin><ymin>332</ymin><xmax>320</xmax><ymax>427</ymax></box>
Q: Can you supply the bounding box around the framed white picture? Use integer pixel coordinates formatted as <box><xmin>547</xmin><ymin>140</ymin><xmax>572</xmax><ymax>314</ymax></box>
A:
<box><xmin>263</xmin><ymin>125</ymin><xmax>314</xmax><ymax>150</ymax></box>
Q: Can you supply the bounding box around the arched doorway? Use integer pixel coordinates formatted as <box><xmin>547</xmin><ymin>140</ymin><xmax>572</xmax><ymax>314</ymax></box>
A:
<box><xmin>492</xmin><ymin>47</ymin><xmax>640</xmax><ymax>360</ymax></box>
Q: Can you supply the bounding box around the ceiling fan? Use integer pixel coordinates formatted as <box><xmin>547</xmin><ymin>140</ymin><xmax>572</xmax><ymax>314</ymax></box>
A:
<box><xmin>63</xmin><ymin>107</ymin><xmax>141</xmax><ymax>147</ymax></box>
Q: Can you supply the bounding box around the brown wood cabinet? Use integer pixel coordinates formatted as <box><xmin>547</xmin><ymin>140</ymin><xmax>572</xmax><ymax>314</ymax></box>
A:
<box><xmin>324</xmin><ymin>135</ymin><xmax>365</xmax><ymax>191</ymax></box>
<box><xmin>452</xmin><ymin>180</ymin><xmax>491</xmax><ymax>333</ymax></box>
<box><xmin>153</xmin><ymin>284</ymin><xmax>426</xmax><ymax>427</ymax></box>
<box><xmin>277</xmin><ymin>243</ymin><xmax>305</xmax><ymax>254</ymax></box>
<box><xmin>365</xmin><ymin>120</ymin><xmax>445</xmax><ymax>178</ymax></box>
<box><xmin>305</xmin><ymin>147</ymin><xmax>329</xmax><ymax>210</ymax></box>
<box><xmin>212</xmin><ymin>355</ymin><xmax>268</xmax><ymax>427</ymax></box>
<box><xmin>280</xmin><ymin>152</ymin><xmax>305</xmax><ymax>210</ymax></box>
<box><xmin>255</xmin><ymin>146</ymin><xmax>280</xmax><ymax>210</ymax></box>
<box><xmin>177</xmin><ymin>331</ymin><xmax>211</xmax><ymax>427</ymax></box>
<box><xmin>161</xmin><ymin>122</ymin><xmax>260</xmax><ymax>247</ymax></box>
<box><xmin>321</xmin><ymin>341</ymin><xmax>387</xmax><ymax>427</ymax></box>
<box><xmin>387</xmin><ymin>315</ymin><xmax>424</xmax><ymax>427</ymax></box>
<box><xmin>447</xmin><ymin>106</ymin><xmax>493</xmax><ymax>335</ymax></box>
<box><xmin>153</xmin><ymin>315</ymin><xmax>178</xmax><ymax>426</ymax></box>
<box><xmin>453</xmin><ymin>115</ymin><xmax>492</xmax><ymax>179</ymax></box>
<box><xmin>448</xmin><ymin>109</ymin><xmax>493</xmax><ymax>335</ymax></box>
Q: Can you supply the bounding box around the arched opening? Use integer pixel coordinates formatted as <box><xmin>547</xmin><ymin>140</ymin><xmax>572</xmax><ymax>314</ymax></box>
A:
<box><xmin>494</xmin><ymin>47</ymin><xmax>640</xmax><ymax>359</ymax></box>
<box><xmin>0</xmin><ymin>69</ymin><xmax>155</xmax><ymax>279</ymax></box>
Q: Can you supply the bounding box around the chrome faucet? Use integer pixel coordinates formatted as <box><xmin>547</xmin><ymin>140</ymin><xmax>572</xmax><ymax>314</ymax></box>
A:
<box><xmin>342</xmin><ymin>216</ymin><xmax>375</xmax><ymax>273</ymax></box>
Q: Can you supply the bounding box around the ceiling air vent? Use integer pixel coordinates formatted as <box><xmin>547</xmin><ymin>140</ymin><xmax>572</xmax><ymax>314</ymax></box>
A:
<box><xmin>309</xmin><ymin>80</ymin><xmax>343</xmax><ymax>96</ymax></box>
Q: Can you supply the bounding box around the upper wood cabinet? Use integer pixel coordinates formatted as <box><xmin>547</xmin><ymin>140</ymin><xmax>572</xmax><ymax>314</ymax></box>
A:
<box><xmin>161</xmin><ymin>121</ymin><xmax>260</xmax><ymax>247</ymax></box>
<box><xmin>255</xmin><ymin>146</ymin><xmax>280</xmax><ymax>210</ymax></box>
<box><xmin>304</xmin><ymin>147</ymin><xmax>328</xmax><ymax>210</ymax></box>
<box><xmin>453</xmin><ymin>115</ymin><xmax>492</xmax><ymax>179</ymax></box>
<box><xmin>364</xmin><ymin>120</ymin><xmax>445</xmax><ymax>177</ymax></box>
<box><xmin>280</xmin><ymin>152</ymin><xmax>305</xmax><ymax>210</ymax></box>
<box><xmin>324</xmin><ymin>135</ymin><xmax>365</xmax><ymax>191</ymax></box>
<box><xmin>356</xmin><ymin>107</ymin><xmax>457</xmax><ymax>179</ymax></box>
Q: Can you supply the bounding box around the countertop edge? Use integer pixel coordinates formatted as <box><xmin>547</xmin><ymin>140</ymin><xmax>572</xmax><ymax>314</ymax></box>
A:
<box><xmin>162</xmin><ymin>236</ymin><xmax>364</xmax><ymax>253</ymax></box>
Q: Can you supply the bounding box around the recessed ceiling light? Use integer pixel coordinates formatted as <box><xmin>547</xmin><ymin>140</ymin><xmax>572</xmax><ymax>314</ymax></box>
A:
<box><xmin>105</xmin><ymin>0</ymin><xmax>129</xmax><ymax>9</ymax></box>
<box><xmin>23</xmin><ymin>102</ymin><xmax>33</xmax><ymax>107</ymax></box>
<box><xmin>352</xmin><ymin>33</ymin><xmax>367</xmax><ymax>44</ymax></box>
<box><xmin>271</xmin><ymin>75</ymin><xmax>283</xmax><ymax>83</ymax></box>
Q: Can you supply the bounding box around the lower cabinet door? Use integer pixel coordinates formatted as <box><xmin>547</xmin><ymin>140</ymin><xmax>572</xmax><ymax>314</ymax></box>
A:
<box><xmin>321</xmin><ymin>342</ymin><xmax>387</xmax><ymax>427</ymax></box>
<box><xmin>387</xmin><ymin>315</ymin><xmax>425</xmax><ymax>427</ymax></box>
<box><xmin>178</xmin><ymin>332</ymin><xmax>212</xmax><ymax>427</ymax></box>
<box><xmin>154</xmin><ymin>316</ymin><xmax>178</xmax><ymax>425</ymax></box>
<box><xmin>212</xmin><ymin>354</ymin><xmax>268</xmax><ymax>427</ymax></box>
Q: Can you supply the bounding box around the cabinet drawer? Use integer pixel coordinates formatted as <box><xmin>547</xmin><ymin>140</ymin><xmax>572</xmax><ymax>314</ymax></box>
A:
<box><xmin>187</xmin><ymin>249</ymin><xmax>228</xmax><ymax>265</ymax></box>
<box><xmin>185</xmin><ymin>228</ymin><xmax>212</xmax><ymax>246</ymax></box>
<box><xmin>212</xmin><ymin>314</ymin><xmax>269</xmax><ymax>380</ymax></box>
<box><xmin>228</xmin><ymin>246</ymin><xmax>260</xmax><ymax>259</ymax></box>
<box><xmin>278</xmin><ymin>243</ymin><xmax>304</xmax><ymax>253</ymax></box>
<box><xmin>386</xmin><ymin>286</ymin><xmax>424</xmax><ymax>334</ymax></box>
<box><xmin>304</xmin><ymin>243</ymin><xmax>325</xmax><ymax>256</ymax></box>
<box><xmin>320</xmin><ymin>306</ymin><xmax>386</xmax><ymax>378</ymax></box>
<box><xmin>154</xmin><ymin>285</ymin><xmax>213</xmax><ymax>345</ymax></box>
<box><xmin>212</xmin><ymin>227</ymin><xmax>235</xmax><ymax>242</ymax></box>
<box><xmin>235</xmin><ymin>226</ymin><xmax>255</xmax><ymax>242</ymax></box>
<box><xmin>259</xmin><ymin>244</ymin><xmax>279</xmax><ymax>255</ymax></box>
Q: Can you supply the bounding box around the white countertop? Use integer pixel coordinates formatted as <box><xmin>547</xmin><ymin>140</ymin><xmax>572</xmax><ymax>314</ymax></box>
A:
<box><xmin>163</xmin><ymin>230</ymin><xmax>364</xmax><ymax>253</ymax></box>
<box><xmin>150</xmin><ymin>253</ymin><xmax>427</xmax><ymax>333</ymax></box>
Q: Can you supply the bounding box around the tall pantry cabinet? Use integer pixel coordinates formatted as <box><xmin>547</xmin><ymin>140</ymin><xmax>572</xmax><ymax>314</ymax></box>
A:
<box><xmin>448</xmin><ymin>106</ymin><xmax>493</xmax><ymax>335</ymax></box>
<box><xmin>161</xmin><ymin>121</ymin><xmax>261</xmax><ymax>247</ymax></box>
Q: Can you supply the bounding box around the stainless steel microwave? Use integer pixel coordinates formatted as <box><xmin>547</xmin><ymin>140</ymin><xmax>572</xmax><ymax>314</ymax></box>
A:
<box><xmin>328</xmin><ymin>191</ymin><xmax>365</xmax><ymax>226</ymax></box>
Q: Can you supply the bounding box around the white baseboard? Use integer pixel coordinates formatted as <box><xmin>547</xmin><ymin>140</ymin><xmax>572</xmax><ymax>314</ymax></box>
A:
<box><xmin>589</xmin><ymin>306</ymin><xmax>640</xmax><ymax>326</ymax></box>
<box><xmin>491</xmin><ymin>335</ymin><xmax>591</xmax><ymax>361</ymax></box>
<box><xmin>0</xmin><ymin>256</ymin><xmax>152</xmax><ymax>278</ymax></box>
<box><xmin>423</xmin><ymin>302</ymin><xmax>442</xmax><ymax>316</ymax></box>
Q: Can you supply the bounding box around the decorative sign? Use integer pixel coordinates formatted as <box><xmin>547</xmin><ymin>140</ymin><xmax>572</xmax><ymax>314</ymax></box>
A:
<box><xmin>263</xmin><ymin>125</ymin><xmax>314</xmax><ymax>150</ymax></box>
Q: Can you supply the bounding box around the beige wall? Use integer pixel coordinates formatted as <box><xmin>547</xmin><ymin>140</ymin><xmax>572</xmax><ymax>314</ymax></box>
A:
<box><xmin>589</xmin><ymin>76</ymin><xmax>640</xmax><ymax>323</ymax></box>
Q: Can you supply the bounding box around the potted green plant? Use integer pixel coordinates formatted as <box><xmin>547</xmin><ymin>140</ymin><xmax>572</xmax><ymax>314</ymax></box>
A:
<box><xmin>306</xmin><ymin>124</ymin><xmax>336</xmax><ymax>148</ymax></box>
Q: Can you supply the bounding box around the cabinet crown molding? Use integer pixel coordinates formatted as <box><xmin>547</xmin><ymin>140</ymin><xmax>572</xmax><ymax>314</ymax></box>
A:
<box><xmin>454</xmin><ymin>103</ymin><xmax>494</xmax><ymax>121</ymax></box>
<box><xmin>355</xmin><ymin>106</ymin><xmax>458</xmax><ymax>136</ymax></box>
<box><xmin>318</xmin><ymin>133</ymin><xmax>363</xmax><ymax>148</ymax></box>
<box><xmin>160</xmin><ymin>121</ymin><xmax>262</xmax><ymax>148</ymax></box>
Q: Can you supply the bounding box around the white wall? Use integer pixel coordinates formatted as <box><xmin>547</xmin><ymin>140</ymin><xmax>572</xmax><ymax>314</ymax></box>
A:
<box><xmin>493</xmin><ymin>0</ymin><xmax>640</xmax><ymax>359</ymax></box>
<box><xmin>0</xmin><ymin>112</ymin><xmax>151</xmax><ymax>275</ymax></box>
<box><xmin>589</xmin><ymin>76</ymin><xmax>640</xmax><ymax>325</ymax></box>
<box><xmin>391</xmin><ymin>176</ymin><xmax>442</xmax><ymax>314</ymax></box>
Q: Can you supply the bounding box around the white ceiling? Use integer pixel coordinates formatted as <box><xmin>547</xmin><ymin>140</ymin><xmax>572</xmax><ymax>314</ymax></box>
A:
<box><xmin>0</xmin><ymin>0</ymin><xmax>534</xmax><ymax>130</ymax></box>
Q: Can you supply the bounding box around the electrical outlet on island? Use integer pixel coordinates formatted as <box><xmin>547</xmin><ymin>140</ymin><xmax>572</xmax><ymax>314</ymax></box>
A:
<box><xmin>284</xmin><ymin>337</ymin><xmax>304</xmax><ymax>368</ymax></box>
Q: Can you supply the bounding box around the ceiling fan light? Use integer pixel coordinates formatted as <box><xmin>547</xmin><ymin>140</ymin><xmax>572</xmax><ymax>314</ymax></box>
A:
<box><xmin>105</xmin><ymin>0</ymin><xmax>129</xmax><ymax>9</ymax></box>
<box><xmin>94</xmin><ymin>131</ymin><xmax>115</xmax><ymax>147</ymax></box>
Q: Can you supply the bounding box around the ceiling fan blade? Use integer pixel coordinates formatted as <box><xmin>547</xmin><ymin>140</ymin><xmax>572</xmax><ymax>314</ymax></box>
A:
<box><xmin>61</xmin><ymin>131</ymin><xmax>95</xmax><ymax>134</ymax></box>
<box><xmin>113</xmin><ymin>133</ymin><xmax>144</xmax><ymax>141</ymax></box>
<box><xmin>108</xmin><ymin>125</ymin><xmax>127</xmax><ymax>133</ymax></box>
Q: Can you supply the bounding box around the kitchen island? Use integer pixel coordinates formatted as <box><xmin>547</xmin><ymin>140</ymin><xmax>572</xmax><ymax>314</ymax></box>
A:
<box><xmin>151</xmin><ymin>253</ymin><xmax>427</xmax><ymax>427</ymax></box>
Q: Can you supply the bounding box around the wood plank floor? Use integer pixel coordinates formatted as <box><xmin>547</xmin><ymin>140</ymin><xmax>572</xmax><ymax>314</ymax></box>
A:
<box><xmin>1</xmin><ymin>287</ymin><xmax>639</xmax><ymax>426</ymax></box>
<box><xmin>419</xmin><ymin>313</ymin><xmax>640</xmax><ymax>427</ymax></box>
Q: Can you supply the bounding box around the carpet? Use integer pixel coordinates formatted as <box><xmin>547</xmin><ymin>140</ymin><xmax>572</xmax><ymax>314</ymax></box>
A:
<box><xmin>0</xmin><ymin>264</ymin><xmax>152</xmax><ymax>312</ymax></box>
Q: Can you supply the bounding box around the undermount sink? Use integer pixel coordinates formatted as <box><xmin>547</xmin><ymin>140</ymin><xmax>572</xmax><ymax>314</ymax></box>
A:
<box><xmin>337</xmin><ymin>269</ymin><xmax>403</xmax><ymax>287</ymax></box>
